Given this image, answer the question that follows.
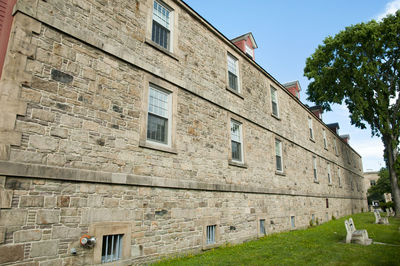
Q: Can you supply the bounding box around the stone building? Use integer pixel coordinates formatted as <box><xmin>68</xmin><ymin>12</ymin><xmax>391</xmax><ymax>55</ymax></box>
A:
<box><xmin>0</xmin><ymin>0</ymin><xmax>366</xmax><ymax>264</ymax></box>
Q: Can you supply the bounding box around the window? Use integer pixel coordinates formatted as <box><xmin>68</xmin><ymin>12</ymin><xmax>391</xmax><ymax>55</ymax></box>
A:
<box><xmin>152</xmin><ymin>0</ymin><xmax>172</xmax><ymax>50</ymax></box>
<box><xmin>326</xmin><ymin>198</ymin><xmax>329</xmax><ymax>208</ymax></box>
<box><xmin>231</xmin><ymin>120</ymin><xmax>243</xmax><ymax>162</ymax></box>
<box><xmin>338</xmin><ymin>167</ymin><xmax>341</xmax><ymax>187</ymax></box>
<box><xmin>308</xmin><ymin>117</ymin><xmax>314</xmax><ymax>140</ymax></box>
<box><xmin>260</xmin><ymin>219</ymin><xmax>266</xmax><ymax>235</ymax></box>
<box><xmin>370</xmin><ymin>180</ymin><xmax>376</xmax><ymax>186</ymax></box>
<box><xmin>101</xmin><ymin>234</ymin><xmax>123</xmax><ymax>263</ymax></box>
<box><xmin>275</xmin><ymin>139</ymin><xmax>283</xmax><ymax>172</ymax></box>
<box><xmin>313</xmin><ymin>156</ymin><xmax>318</xmax><ymax>181</ymax></box>
<box><xmin>334</xmin><ymin>139</ymin><xmax>338</xmax><ymax>155</ymax></box>
<box><xmin>327</xmin><ymin>163</ymin><xmax>331</xmax><ymax>184</ymax></box>
<box><xmin>227</xmin><ymin>53</ymin><xmax>239</xmax><ymax>92</ymax></box>
<box><xmin>311</xmin><ymin>214</ymin><xmax>315</xmax><ymax>225</ymax></box>
<box><xmin>147</xmin><ymin>85</ymin><xmax>171</xmax><ymax>145</ymax></box>
<box><xmin>271</xmin><ymin>86</ymin><xmax>279</xmax><ymax>117</ymax></box>
<box><xmin>291</xmin><ymin>216</ymin><xmax>295</xmax><ymax>229</ymax></box>
<box><xmin>323</xmin><ymin>129</ymin><xmax>327</xmax><ymax>149</ymax></box>
<box><xmin>245</xmin><ymin>44</ymin><xmax>253</xmax><ymax>58</ymax></box>
<box><xmin>206</xmin><ymin>225</ymin><xmax>216</xmax><ymax>245</ymax></box>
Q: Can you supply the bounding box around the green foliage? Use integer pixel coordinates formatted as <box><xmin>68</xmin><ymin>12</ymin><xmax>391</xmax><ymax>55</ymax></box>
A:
<box><xmin>367</xmin><ymin>168</ymin><xmax>392</xmax><ymax>202</ymax></box>
<box><xmin>304</xmin><ymin>11</ymin><xmax>400</xmax><ymax>141</ymax></box>
<box><xmin>154</xmin><ymin>213</ymin><xmax>400</xmax><ymax>265</ymax></box>
<box><xmin>331</xmin><ymin>215</ymin><xmax>336</xmax><ymax>220</ymax></box>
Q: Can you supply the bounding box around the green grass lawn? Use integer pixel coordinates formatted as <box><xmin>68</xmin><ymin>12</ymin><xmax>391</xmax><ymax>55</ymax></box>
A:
<box><xmin>154</xmin><ymin>213</ymin><xmax>400</xmax><ymax>266</ymax></box>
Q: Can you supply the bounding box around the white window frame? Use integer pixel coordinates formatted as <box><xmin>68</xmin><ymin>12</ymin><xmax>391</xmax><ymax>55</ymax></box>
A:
<box><xmin>146</xmin><ymin>84</ymin><xmax>172</xmax><ymax>147</ymax></box>
<box><xmin>151</xmin><ymin>0</ymin><xmax>174</xmax><ymax>51</ymax></box>
<box><xmin>227</xmin><ymin>53</ymin><xmax>240</xmax><ymax>93</ymax></box>
<box><xmin>230</xmin><ymin>119</ymin><xmax>243</xmax><ymax>163</ymax></box>
<box><xmin>308</xmin><ymin>117</ymin><xmax>314</xmax><ymax>140</ymax></box>
<box><xmin>313</xmin><ymin>156</ymin><xmax>318</xmax><ymax>181</ymax></box>
<box><xmin>327</xmin><ymin>163</ymin><xmax>332</xmax><ymax>184</ymax></box>
<box><xmin>323</xmin><ymin>129</ymin><xmax>327</xmax><ymax>149</ymax></box>
<box><xmin>275</xmin><ymin>139</ymin><xmax>283</xmax><ymax>172</ymax></box>
<box><xmin>270</xmin><ymin>86</ymin><xmax>279</xmax><ymax>117</ymax></box>
<box><xmin>101</xmin><ymin>234</ymin><xmax>123</xmax><ymax>263</ymax></box>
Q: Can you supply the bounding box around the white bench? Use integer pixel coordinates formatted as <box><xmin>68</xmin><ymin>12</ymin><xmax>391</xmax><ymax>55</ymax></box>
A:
<box><xmin>386</xmin><ymin>207</ymin><xmax>395</xmax><ymax>217</ymax></box>
<box><xmin>344</xmin><ymin>218</ymin><xmax>372</xmax><ymax>245</ymax></box>
<box><xmin>374</xmin><ymin>210</ymin><xmax>389</xmax><ymax>224</ymax></box>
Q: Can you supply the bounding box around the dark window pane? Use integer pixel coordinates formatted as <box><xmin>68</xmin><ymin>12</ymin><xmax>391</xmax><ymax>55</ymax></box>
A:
<box><xmin>276</xmin><ymin>155</ymin><xmax>282</xmax><ymax>171</ymax></box>
<box><xmin>228</xmin><ymin>71</ymin><xmax>238</xmax><ymax>91</ymax></box>
<box><xmin>272</xmin><ymin>101</ymin><xmax>278</xmax><ymax>116</ymax></box>
<box><xmin>231</xmin><ymin>141</ymin><xmax>241</xmax><ymax>161</ymax></box>
<box><xmin>147</xmin><ymin>113</ymin><xmax>168</xmax><ymax>144</ymax></box>
<box><xmin>152</xmin><ymin>21</ymin><xmax>170</xmax><ymax>50</ymax></box>
<box><xmin>313</xmin><ymin>169</ymin><xmax>317</xmax><ymax>180</ymax></box>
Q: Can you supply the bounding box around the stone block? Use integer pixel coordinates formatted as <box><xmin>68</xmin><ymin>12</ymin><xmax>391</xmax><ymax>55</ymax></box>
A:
<box><xmin>50</xmin><ymin>127</ymin><xmax>68</xmax><ymax>139</ymax></box>
<box><xmin>52</xmin><ymin>226</ymin><xmax>81</xmax><ymax>239</ymax></box>
<box><xmin>81</xmin><ymin>208</ymin><xmax>133</xmax><ymax>224</ymax></box>
<box><xmin>10</xmin><ymin>150</ymin><xmax>44</xmax><ymax>164</ymax></box>
<box><xmin>37</xmin><ymin>210</ymin><xmax>60</xmax><ymax>224</ymax></box>
<box><xmin>51</xmin><ymin>69</ymin><xmax>73</xmax><ymax>84</ymax></box>
<box><xmin>0</xmin><ymin>210</ymin><xmax>27</xmax><ymax>226</ymax></box>
<box><xmin>14</xmin><ymin>229</ymin><xmax>42</xmax><ymax>243</ymax></box>
<box><xmin>57</xmin><ymin>196</ymin><xmax>70</xmax><ymax>207</ymax></box>
<box><xmin>0</xmin><ymin>227</ymin><xmax>5</xmax><ymax>244</ymax></box>
<box><xmin>0</xmin><ymin>112</ymin><xmax>17</xmax><ymax>130</ymax></box>
<box><xmin>47</xmin><ymin>154</ymin><xmax>66</xmax><ymax>166</ymax></box>
<box><xmin>5</xmin><ymin>177</ymin><xmax>30</xmax><ymax>190</ymax></box>
<box><xmin>44</xmin><ymin>196</ymin><xmax>57</xmax><ymax>208</ymax></box>
<box><xmin>31</xmin><ymin>240</ymin><xmax>58</xmax><ymax>257</ymax></box>
<box><xmin>32</xmin><ymin>109</ymin><xmax>55</xmax><ymax>122</ymax></box>
<box><xmin>60</xmin><ymin>114</ymin><xmax>82</xmax><ymax>128</ymax></box>
<box><xmin>40</xmin><ymin>259</ymin><xmax>63</xmax><ymax>266</ymax></box>
<box><xmin>0</xmin><ymin>189</ymin><xmax>13</xmax><ymax>208</ymax></box>
<box><xmin>0</xmin><ymin>144</ymin><xmax>10</xmax><ymax>160</ymax></box>
<box><xmin>0</xmin><ymin>131</ymin><xmax>22</xmax><ymax>146</ymax></box>
<box><xmin>20</xmin><ymin>196</ymin><xmax>44</xmax><ymax>207</ymax></box>
<box><xmin>0</xmin><ymin>244</ymin><xmax>24</xmax><ymax>264</ymax></box>
<box><xmin>29</xmin><ymin>135</ymin><xmax>59</xmax><ymax>152</ymax></box>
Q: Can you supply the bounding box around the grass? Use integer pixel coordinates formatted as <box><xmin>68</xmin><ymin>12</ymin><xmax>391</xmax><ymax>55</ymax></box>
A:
<box><xmin>154</xmin><ymin>213</ymin><xmax>400</xmax><ymax>266</ymax></box>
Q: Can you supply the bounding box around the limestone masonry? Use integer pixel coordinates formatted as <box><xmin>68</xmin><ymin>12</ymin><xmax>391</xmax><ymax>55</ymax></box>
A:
<box><xmin>0</xmin><ymin>0</ymin><xmax>366</xmax><ymax>264</ymax></box>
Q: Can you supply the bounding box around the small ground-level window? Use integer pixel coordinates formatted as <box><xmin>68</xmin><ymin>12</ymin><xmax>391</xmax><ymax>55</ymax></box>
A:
<box><xmin>311</xmin><ymin>214</ymin><xmax>315</xmax><ymax>224</ymax></box>
<box><xmin>206</xmin><ymin>225</ymin><xmax>216</xmax><ymax>245</ymax></box>
<box><xmin>325</xmin><ymin>212</ymin><xmax>329</xmax><ymax>221</ymax></box>
<box><xmin>260</xmin><ymin>219</ymin><xmax>266</xmax><ymax>235</ymax></box>
<box><xmin>291</xmin><ymin>216</ymin><xmax>295</xmax><ymax>228</ymax></box>
<box><xmin>102</xmin><ymin>234</ymin><xmax>123</xmax><ymax>263</ymax></box>
<box><xmin>326</xmin><ymin>198</ymin><xmax>329</xmax><ymax>208</ymax></box>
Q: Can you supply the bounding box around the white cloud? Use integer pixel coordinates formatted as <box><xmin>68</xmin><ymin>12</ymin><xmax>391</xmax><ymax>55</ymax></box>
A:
<box><xmin>375</xmin><ymin>0</ymin><xmax>400</xmax><ymax>21</ymax></box>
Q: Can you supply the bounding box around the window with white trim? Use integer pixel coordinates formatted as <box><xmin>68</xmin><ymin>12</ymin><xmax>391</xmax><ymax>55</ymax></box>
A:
<box><xmin>323</xmin><ymin>129</ymin><xmax>327</xmax><ymax>149</ymax></box>
<box><xmin>101</xmin><ymin>234</ymin><xmax>123</xmax><ymax>263</ymax></box>
<box><xmin>147</xmin><ymin>85</ymin><xmax>171</xmax><ymax>145</ymax></box>
<box><xmin>227</xmin><ymin>53</ymin><xmax>239</xmax><ymax>92</ymax></box>
<box><xmin>259</xmin><ymin>219</ymin><xmax>266</xmax><ymax>235</ymax></box>
<box><xmin>152</xmin><ymin>0</ymin><xmax>172</xmax><ymax>50</ymax></box>
<box><xmin>231</xmin><ymin>120</ymin><xmax>243</xmax><ymax>162</ymax></box>
<box><xmin>313</xmin><ymin>156</ymin><xmax>318</xmax><ymax>181</ymax></box>
<box><xmin>206</xmin><ymin>225</ymin><xmax>216</xmax><ymax>245</ymax></box>
<box><xmin>338</xmin><ymin>167</ymin><xmax>341</xmax><ymax>187</ymax></box>
<box><xmin>327</xmin><ymin>163</ymin><xmax>331</xmax><ymax>184</ymax></box>
<box><xmin>275</xmin><ymin>139</ymin><xmax>283</xmax><ymax>172</ymax></box>
<box><xmin>308</xmin><ymin>117</ymin><xmax>314</xmax><ymax>140</ymax></box>
<box><xmin>271</xmin><ymin>86</ymin><xmax>279</xmax><ymax>117</ymax></box>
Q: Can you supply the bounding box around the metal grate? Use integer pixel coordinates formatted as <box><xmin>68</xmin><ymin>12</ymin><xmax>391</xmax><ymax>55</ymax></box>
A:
<box><xmin>206</xmin><ymin>225</ymin><xmax>216</xmax><ymax>245</ymax></box>
<box><xmin>101</xmin><ymin>234</ymin><xmax>123</xmax><ymax>263</ymax></box>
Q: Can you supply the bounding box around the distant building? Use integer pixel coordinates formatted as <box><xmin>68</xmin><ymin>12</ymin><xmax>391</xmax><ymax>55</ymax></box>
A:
<box><xmin>0</xmin><ymin>0</ymin><xmax>366</xmax><ymax>264</ymax></box>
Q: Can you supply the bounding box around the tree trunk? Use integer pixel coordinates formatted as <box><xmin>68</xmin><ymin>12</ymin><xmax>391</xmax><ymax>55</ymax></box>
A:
<box><xmin>383</xmin><ymin>135</ymin><xmax>400</xmax><ymax>218</ymax></box>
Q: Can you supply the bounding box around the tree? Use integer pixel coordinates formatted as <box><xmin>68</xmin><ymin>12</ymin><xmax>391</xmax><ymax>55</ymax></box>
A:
<box><xmin>304</xmin><ymin>11</ymin><xmax>400</xmax><ymax>217</ymax></box>
<box><xmin>367</xmin><ymin>168</ymin><xmax>391</xmax><ymax>203</ymax></box>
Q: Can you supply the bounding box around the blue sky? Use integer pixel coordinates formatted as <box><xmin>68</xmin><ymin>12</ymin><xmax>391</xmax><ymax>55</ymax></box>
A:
<box><xmin>184</xmin><ymin>0</ymin><xmax>400</xmax><ymax>172</ymax></box>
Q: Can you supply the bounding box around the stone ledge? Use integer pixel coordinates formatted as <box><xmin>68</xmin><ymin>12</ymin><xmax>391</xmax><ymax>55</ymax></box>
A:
<box><xmin>0</xmin><ymin>160</ymin><xmax>365</xmax><ymax>200</ymax></box>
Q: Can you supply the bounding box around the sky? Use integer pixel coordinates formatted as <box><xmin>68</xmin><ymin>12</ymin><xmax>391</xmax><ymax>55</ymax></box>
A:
<box><xmin>184</xmin><ymin>0</ymin><xmax>400</xmax><ymax>172</ymax></box>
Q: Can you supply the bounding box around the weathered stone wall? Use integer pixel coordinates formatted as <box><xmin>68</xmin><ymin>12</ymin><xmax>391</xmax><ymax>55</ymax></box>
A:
<box><xmin>0</xmin><ymin>0</ymin><xmax>367</xmax><ymax>264</ymax></box>
<box><xmin>0</xmin><ymin>176</ymin><xmax>365</xmax><ymax>265</ymax></box>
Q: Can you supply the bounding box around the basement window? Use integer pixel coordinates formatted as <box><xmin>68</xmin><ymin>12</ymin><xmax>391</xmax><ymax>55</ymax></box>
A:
<box><xmin>206</xmin><ymin>225</ymin><xmax>216</xmax><ymax>245</ymax></box>
<box><xmin>260</xmin><ymin>219</ymin><xmax>266</xmax><ymax>235</ymax></box>
<box><xmin>102</xmin><ymin>234</ymin><xmax>123</xmax><ymax>263</ymax></box>
<box><xmin>291</xmin><ymin>216</ymin><xmax>295</xmax><ymax>229</ymax></box>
